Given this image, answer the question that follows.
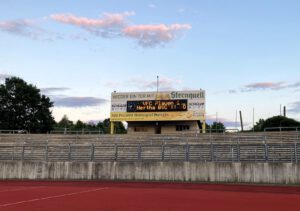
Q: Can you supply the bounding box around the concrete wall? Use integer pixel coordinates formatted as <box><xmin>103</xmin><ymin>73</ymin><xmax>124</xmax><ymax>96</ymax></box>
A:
<box><xmin>1</xmin><ymin>161</ymin><xmax>300</xmax><ymax>184</ymax></box>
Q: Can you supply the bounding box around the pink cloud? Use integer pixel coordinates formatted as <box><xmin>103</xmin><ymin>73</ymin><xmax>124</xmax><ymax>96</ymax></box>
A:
<box><xmin>50</xmin><ymin>12</ymin><xmax>134</xmax><ymax>28</ymax></box>
<box><xmin>1</xmin><ymin>12</ymin><xmax>192</xmax><ymax>47</ymax></box>
<box><xmin>123</xmin><ymin>24</ymin><xmax>191</xmax><ymax>47</ymax></box>
<box><xmin>0</xmin><ymin>19</ymin><xmax>46</xmax><ymax>39</ymax></box>
<box><xmin>244</xmin><ymin>82</ymin><xmax>285</xmax><ymax>90</ymax></box>
<box><xmin>51</xmin><ymin>12</ymin><xmax>135</xmax><ymax>38</ymax></box>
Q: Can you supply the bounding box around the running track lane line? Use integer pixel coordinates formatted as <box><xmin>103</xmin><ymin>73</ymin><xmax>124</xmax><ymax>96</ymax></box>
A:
<box><xmin>0</xmin><ymin>187</ymin><xmax>108</xmax><ymax>208</ymax></box>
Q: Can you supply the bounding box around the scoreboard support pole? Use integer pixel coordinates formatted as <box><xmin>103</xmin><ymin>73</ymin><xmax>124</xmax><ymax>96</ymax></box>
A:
<box><xmin>202</xmin><ymin>120</ymin><xmax>206</xmax><ymax>133</ymax></box>
<box><xmin>110</xmin><ymin>121</ymin><xmax>115</xmax><ymax>135</ymax></box>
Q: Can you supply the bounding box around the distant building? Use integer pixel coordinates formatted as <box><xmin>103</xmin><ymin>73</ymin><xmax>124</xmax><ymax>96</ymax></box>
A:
<box><xmin>110</xmin><ymin>90</ymin><xmax>206</xmax><ymax>134</ymax></box>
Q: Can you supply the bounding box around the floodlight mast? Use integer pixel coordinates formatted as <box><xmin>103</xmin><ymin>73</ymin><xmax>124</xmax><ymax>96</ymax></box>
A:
<box><xmin>157</xmin><ymin>75</ymin><xmax>159</xmax><ymax>93</ymax></box>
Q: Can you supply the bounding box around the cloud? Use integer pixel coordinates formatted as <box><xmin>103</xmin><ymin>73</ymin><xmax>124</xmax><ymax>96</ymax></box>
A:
<box><xmin>288</xmin><ymin>82</ymin><xmax>300</xmax><ymax>88</ymax></box>
<box><xmin>51</xmin><ymin>12</ymin><xmax>191</xmax><ymax>47</ymax></box>
<box><xmin>0</xmin><ymin>19</ymin><xmax>48</xmax><ymax>39</ymax></box>
<box><xmin>53</xmin><ymin>96</ymin><xmax>108</xmax><ymax>107</ymax></box>
<box><xmin>289</xmin><ymin>101</ymin><xmax>300</xmax><ymax>113</ymax></box>
<box><xmin>1</xmin><ymin>12</ymin><xmax>192</xmax><ymax>47</ymax></box>
<box><xmin>148</xmin><ymin>4</ymin><xmax>157</xmax><ymax>9</ymax></box>
<box><xmin>229</xmin><ymin>81</ymin><xmax>300</xmax><ymax>94</ymax></box>
<box><xmin>51</xmin><ymin>12</ymin><xmax>134</xmax><ymax>38</ymax></box>
<box><xmin>40</xmin><ymin>87</ymin><xmax>70</xmax><ymax>94</ymax></box>
<box><xmin>0</xmin><ymin>73</ymin><xmax>14</xmax><ymax>81</ymax></box>
<box><xmin>0</xmin><ymin>18</ymin><xmax>65</xmax><ymax>41</ymax></box>
<box><xmin>123</xmin><ymin>24</ymin><xmax>191</xmax><ymax>47</ymax></box>
<box><xmin>243</xmin><ymin>82</ymin><xmax>286</xmax><ymax>91</ymax></box>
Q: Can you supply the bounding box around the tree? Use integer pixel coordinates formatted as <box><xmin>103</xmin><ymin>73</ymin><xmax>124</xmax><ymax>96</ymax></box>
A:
<box><xmin>253</xmin><ymin>116</ymin><xmax>300</xmax><ymax>131</ymax></box>
<box><xmin>209</xmin><ymin>121</ymin><xmax>225</xmax><ymax>133</ymax></box>
<box><xmin>97</xmin><ymin>118</ymin><xmax>127</xmax><ymax>134</ymax></box>
<box><xmin>0</xmin><ymin>77</ymin><xmax>55</xmax><ymax>133</ymax></box>
<box><xmin>57</xmin><ymin>115</ymin><xmax>74</xmax><ymax>129</ymax></box>
<box><xmin>74</xmin><ymin>120</ymin><xmax>86</xmax><ymax>130</ymax></box>
<box><xmin>114</xmin><ymin>121</ymin><xmax>127</xmax><ymax>134</ymax></box>
<box><xmin>253</xmin><ymin>119</ymin><xmax>265</xmax><ymax>132</ymax></box>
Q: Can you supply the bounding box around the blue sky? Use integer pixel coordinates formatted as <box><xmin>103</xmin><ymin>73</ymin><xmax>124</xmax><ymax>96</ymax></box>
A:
<box><xmin>0</xmin><ymin>0</ymin><xmax>300</xmax><ymax>128</ymax></box>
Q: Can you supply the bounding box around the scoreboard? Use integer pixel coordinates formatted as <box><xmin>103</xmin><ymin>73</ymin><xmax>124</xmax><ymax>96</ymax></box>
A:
<box><xmin>127</xmin><ymin>100</ymin><xmax>187</xmax><ymax>112</ymax></box>
<box><xmin>110</xmin><ymin>90</ymin><xmax>205</xmax><ymax>122</ymax></box>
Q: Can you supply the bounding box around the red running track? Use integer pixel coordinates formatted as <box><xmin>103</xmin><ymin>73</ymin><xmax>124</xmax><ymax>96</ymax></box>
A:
<box><xmin>0</xmin><ymin>181</ymin><xmax>300</xmax><ymax>211</ymax></box>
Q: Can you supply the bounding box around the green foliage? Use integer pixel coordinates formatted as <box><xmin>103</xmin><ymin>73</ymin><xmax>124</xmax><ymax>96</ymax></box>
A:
<box><xmin>114</xmin><ymin>121</ymin><xmax>127</xmax><ymax>134</ymax></box>
<box><xmin>55</xmin><ymin>117</ymin><xmax>127</xmax><ymax>134</ymax></box>
<box><xmin>97</xmin><ymin>118</ymin><xmax>127</xmax><ymax>134</ymax></box>
<box><xmin>0</xmin><ymin>77</ymin><xmax>55</xmax><ymax>133</ymax></box>
<box><xmin>253</xmin><ymin>119</ymin><xmax>265</xmax><ymax>132</ymax></box>
<box><xmin>57</xmin><ymin>115</ymin><xmax>74</xmax><ymax>128</ymax></box>
<box><xmin>206</xmin><ymin>121</ymin><xmax>226</xmax><ymax>133</ymax></box>
<box><xmin>253</xmin><ymin>116</ymin><xmax>300</xmax><ymax>131</ymax></box>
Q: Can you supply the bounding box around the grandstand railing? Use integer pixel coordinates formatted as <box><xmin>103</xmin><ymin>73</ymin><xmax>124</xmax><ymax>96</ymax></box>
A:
<box><xmin>50</xmin><ymin>129</ymin><xmax>104</xmax><ymax>135</ymax></box>
<box><xmin>0</xmin><ymin>130</ymin><xmax>28</xmax><ymax>134</ymax></box>
<box><xmin>0</xmin><ymin>143</ymin><xmax>299</xmax><ymax>163</ymax></box>
<box><xmin>264</xmin><ymin>127</ymin><xmax>300</xmax><ymax>132</ymax></box>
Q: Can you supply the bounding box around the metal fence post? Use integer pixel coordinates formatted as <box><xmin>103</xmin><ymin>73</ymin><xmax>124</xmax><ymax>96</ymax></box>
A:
<box><xmin>161</xmin><ymin>144</ymin><xmax>165</xmax><ymax>161</ymax></box>
<box><xmin>68</xmin><ymin>144</ymin><xmax>72</xmax><ymax>161</ymax></box>
<box><xmin>114</xmin><ymin>144</ymin><xmax>118</xmax><ymax>161</ymax></box>
<box><xmin>45</xmin><ymin>144</ymin><xmax>48</xmax><ymax>162</ymax></box>
<box><xmin>11</xmin><ymin>145</ymin><xmax>14</xmax><ymax>161</ymax></box>
<box><xmin>264</xmin><ymin>143</ymin><xmax>268</xmax><ymax>162</ymax></box>
<box><xmin>185</xmin><ymin>144</ymin><xmax>189</xmax><ymax>161</ymax></box>
<box><xmin>230</xmin><ymin>145</ymin><xmax>233</xmax><ymax>162</ymax></box>
<box><xmin>237</xmin><ymin>143</ymin><xmax>240</xmax><ymax>162</ymax></box>
<box><xmin>295</xmin><ymin>143</ymin><xmax>298</xmax><ymax>163</ymax></box>
<box><xmin>22</xmin><ymin>144</ymin><xmax>25</xmax><ymax>160</ymax></box>
<box><xmin>210</xmin><ymin>143</ymin><xmax>214</xmax><ymax>162</ymax></box>
<box><xmin>138</xmin><ymin>144</ymin><xmax>142</xmax><ymax>161</ymax></box>
<box><xmin>91</xmin><ymin>144</ymin><xmax>94</xmax><ymax>161</ymax></box>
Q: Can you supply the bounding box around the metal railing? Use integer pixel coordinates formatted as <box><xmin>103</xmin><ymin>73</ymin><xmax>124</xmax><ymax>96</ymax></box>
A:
<box><xmin>50</xmin><ymin>129</ymin><xmax>104</xmax><ymax>135</ymax></box>
<box><xmin>264</xmin><ymin>127</ymin><xmax>300</xmax><ymax>132</ymax></box>
<box><xmin>0</xmin><ymin>143</ymin><xmax>299</xmax><ymax>163</ymax></box>
<box><xmin>0</xmin><ymin>130</ymin><xmax>28</xmax><ymax>134</ymax></box>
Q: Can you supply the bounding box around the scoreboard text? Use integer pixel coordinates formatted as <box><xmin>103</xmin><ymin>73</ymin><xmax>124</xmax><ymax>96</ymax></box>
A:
<box><xmin>127</xmin><ymin>100</ymin><xmax>188</xmax><ymax>112</ymax></box>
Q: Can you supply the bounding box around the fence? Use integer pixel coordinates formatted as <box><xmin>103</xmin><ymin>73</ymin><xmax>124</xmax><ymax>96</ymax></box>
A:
<box><xmin>0</xmin><ymin>143</ymin><xmax>299</xmax><ymax>163</ymax></box>
<box><xmin>0</xmin><ymin>130</ymin><xmax>28</xmax><ymax>134</ymax></box>
<box><xmin>50</xmin><ymin>129</ymin><xmax>104</xmax><ymax>135</ymax></box>
<box><xmin>264</xmin><ymin>127</ymin><xmax>300</xmax><ymax>132</ymax></box>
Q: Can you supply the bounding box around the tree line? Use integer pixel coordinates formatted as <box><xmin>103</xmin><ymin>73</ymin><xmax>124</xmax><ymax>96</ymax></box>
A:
<box><xmin>55</xmin><ymin>115</ymin><xmax>126</xmax><ymax>134</ymax></box>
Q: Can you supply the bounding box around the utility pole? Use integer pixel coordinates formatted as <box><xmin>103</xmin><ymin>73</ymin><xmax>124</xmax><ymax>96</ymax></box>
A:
<box><xmin>280</xmin><ymin>104</ymin><xmax>282</xmax><ymax>116</ymax></box>
<box><xmin>239</xmin><ymin>111</ymin><xmax>244</xmax><ymax>132</ymax></box>
<box><xmin>157</xmin><ymin>75</ymin><xmax>159</xmax><ymax>93</ymax></box>
<box><xmin>235</xmin><ymin>110</ymin><xmax>237</xmax><ymax>130</ymax></box>
<box><xmin>252</xmin><ymin>108</ymin><xmax>255</xmax><ymax>132</ymax></box>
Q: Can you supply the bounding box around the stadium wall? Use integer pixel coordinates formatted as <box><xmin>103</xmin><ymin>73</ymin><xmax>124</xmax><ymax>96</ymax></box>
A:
<box><xmin>0</xmin><ymin>161</ymin><xmax>299</xmax><ymax>184</ymax></box>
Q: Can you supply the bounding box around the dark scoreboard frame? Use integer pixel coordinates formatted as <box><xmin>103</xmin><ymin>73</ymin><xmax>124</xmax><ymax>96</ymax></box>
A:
<box><xmin>127</xmin><ymin>99</ymin><xmax>188</xmax><ymax>112</ymax></box>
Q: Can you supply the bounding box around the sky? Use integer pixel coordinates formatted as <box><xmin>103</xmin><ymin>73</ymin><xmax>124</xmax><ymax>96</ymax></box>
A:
<box><xmin>0</xmin><ymin>0</ymin><xmax>300</xmax><ymax>129</ymax></box>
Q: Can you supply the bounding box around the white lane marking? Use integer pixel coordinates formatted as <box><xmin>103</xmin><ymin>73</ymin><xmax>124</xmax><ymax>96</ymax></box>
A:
<box><xmin>0</xmin><ymin>186</ymin><xmax>45</xmax><ymax>193</ymax></box>
<box><xmin>0</xmin><ymin>187</ymin><xmax>108</xmax><ymax>208</ymax></box>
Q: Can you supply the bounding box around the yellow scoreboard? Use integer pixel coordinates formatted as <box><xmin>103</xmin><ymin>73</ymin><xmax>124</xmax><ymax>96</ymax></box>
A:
<box><xmin>110</xmin><ymin>91</ymin><xmax>205</xmax><ymax>122</ymax></box>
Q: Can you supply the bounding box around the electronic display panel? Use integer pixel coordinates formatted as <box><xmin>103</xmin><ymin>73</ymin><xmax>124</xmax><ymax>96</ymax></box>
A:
<box><xmin>127</xmin><ymin>100</ymin><xmax>187</xmax><ymax>112</ymax></box>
